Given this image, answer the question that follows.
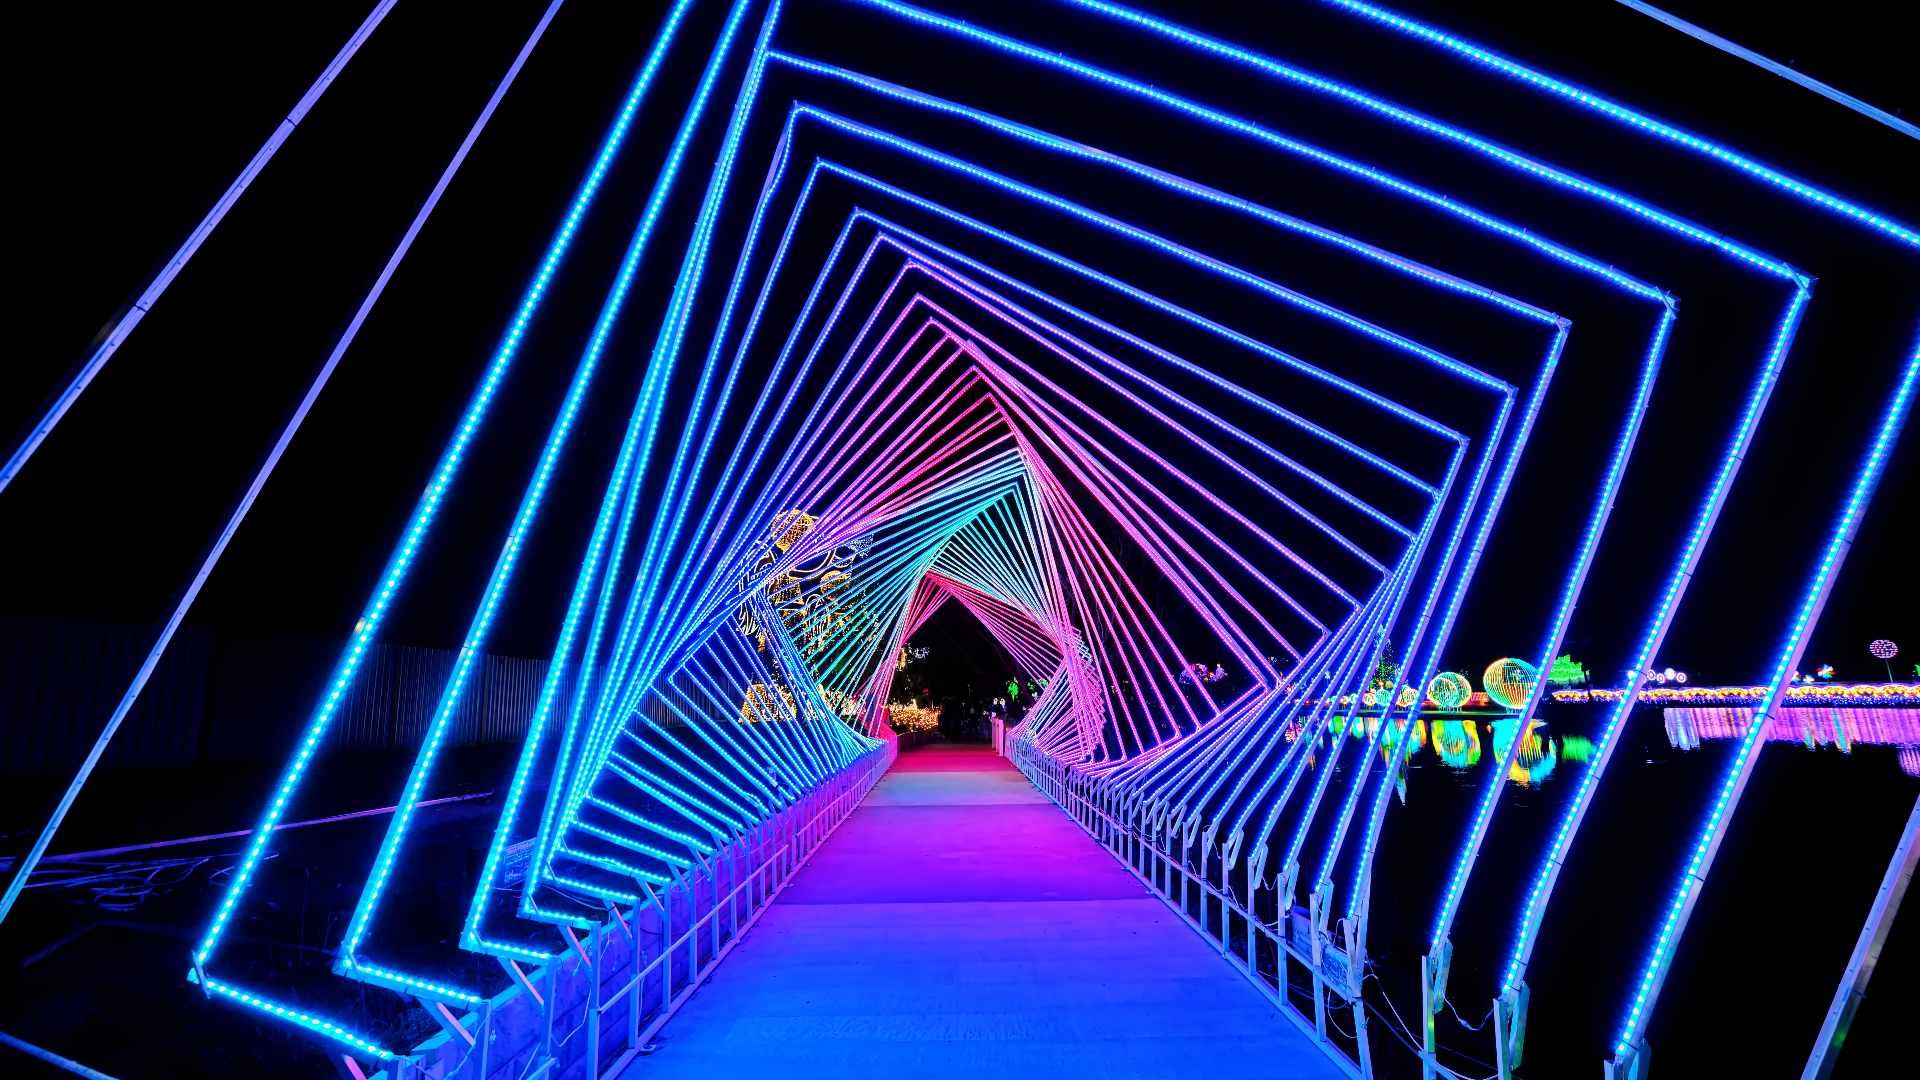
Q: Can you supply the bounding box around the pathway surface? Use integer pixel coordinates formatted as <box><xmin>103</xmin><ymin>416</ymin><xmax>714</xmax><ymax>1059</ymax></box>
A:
<box><xmin>626</xmin><ymin>743</ymin><xmax>1338</xmax><ymax>1078</ymax></box>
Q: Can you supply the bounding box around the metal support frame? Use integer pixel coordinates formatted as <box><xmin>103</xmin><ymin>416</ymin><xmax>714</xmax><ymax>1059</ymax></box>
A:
<box><xmin>1801</xmin><ymin>792</ymin><xmax>1920</xmax><ymax>1079</ymax></box>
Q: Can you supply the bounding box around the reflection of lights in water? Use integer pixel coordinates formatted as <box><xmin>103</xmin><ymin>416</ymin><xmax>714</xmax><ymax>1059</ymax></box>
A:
<box><xmin>1392</xmin><ymin>717</ymin><xmax>1585</xmax><ymax>787</ymax></box>
<box><xmin>1431</xmin><ymin>720</ymin><xmax>1481</xmax><ymax>769</ymax></box>
<box><xmin>1493</xmin><ymin>719</ymin><xmax>1557</xmax><ymax>786</ymax></box>
<box><xmin>1663</xmin><ymin>707</ymin><xmax>1920</xmax><ymax>776</ymax></box>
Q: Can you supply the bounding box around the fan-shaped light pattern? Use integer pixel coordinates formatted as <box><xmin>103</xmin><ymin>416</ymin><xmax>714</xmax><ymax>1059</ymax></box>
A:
<box><xmin>174</xmin><ymin>1</ymin><xmax>1914</xmax><ymax>1075</ymax></box>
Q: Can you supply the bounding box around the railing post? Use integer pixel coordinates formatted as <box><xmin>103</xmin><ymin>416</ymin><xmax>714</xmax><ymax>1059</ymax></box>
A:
<box><xmin>587</xmin><ymin>919</ymin><xmax>602</xmax><ymax>1079</ymax></box>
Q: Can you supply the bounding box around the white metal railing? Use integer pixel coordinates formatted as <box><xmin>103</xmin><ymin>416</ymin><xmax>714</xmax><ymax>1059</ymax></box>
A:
<box><xmin>387</xmin><ymin>742</ymin><xmax>895</xmax><ymax>1080</ymax></box>
<box><xmin>1006</xmin><ymin>739</ymin><xmax>1372</xmax><ymax>1079</ymax></box>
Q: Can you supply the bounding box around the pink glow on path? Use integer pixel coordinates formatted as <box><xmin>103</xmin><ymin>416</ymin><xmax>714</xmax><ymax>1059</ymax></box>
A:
<box><xmin>624</xmin><ymin>744</ymin><xmax>1337</xmax><ymax>1078</ymax></box>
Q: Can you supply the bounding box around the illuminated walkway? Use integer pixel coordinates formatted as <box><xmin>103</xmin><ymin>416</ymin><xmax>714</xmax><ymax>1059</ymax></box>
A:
<box><xmin>628</xmin><ymin>744</ymin><xmax>1337</xmax><ymax>1078</ymax></box>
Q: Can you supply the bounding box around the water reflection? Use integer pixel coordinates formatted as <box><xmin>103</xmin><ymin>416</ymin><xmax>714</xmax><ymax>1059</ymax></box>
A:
<box><xmin>1299</xmin><ymin>714</ymin><xmax>1591</xmax><ymax>788</ymax></box>
<box><xmin>1663</xmin><ymin>706</ymin><xmax>1920</xmax><ymax>776</ymax></box>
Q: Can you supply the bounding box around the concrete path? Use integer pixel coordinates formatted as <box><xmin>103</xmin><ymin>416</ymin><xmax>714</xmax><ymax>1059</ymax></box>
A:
<box><xmin>625</xmin><ymin>744</ymin><xmax>1339</xmax><ymax>1078</ymax></box>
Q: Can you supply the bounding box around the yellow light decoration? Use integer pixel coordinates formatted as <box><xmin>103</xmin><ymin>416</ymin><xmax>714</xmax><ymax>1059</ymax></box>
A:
<box><xmin>1482</xmin><ymin>657</ymin><xmax>1539</xmax><ymax>711</ymax></box>
<box><xmin>740</xmin><ymin>681</ymin><xmax>796</xmax><ymax>723</ymax></box>
<box><xmin>888</xmin><ymin>703</ymin><xmax>941</xmax><ymax>733</ymax></box>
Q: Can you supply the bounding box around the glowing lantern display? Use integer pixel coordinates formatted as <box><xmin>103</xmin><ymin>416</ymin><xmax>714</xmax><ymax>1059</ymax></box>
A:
<box><xmin>1870</xmin><ymin>639</ymin><xmax>1900</xmax><ymax>680</ymax></box>
<box><xmin>1482</xmin><ymin>657</ymin><xmax>1540</xmax><ymax>711</ymax></box>
<box><xmin>1427</xmin><ymin>671</ymin><xmax>1473</xmax><ymax>711</ymax></box>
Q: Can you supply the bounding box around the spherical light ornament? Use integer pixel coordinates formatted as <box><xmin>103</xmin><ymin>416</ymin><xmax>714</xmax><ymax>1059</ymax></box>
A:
<box><xmin>1427</xmin><ymin>671</ymin><xmax>1473</xmax><ymax>711</ymax></box>
<box><xmin>1482</xmin><ymin>657</ymin><xmax>1540</xmax><ymax>711</ymax></box>
<box><xmin>1869</xmin><ymin>639</ymin><xmax>1898</xmax><ymax>660</ymax></box>
<box><xmin>1397</xmin><ymin>684</ymin><xmax>1421</xmax><ymax>709</ymax></box>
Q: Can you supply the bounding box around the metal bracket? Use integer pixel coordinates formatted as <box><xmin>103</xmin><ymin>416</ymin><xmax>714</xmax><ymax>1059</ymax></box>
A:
<box><xmin>1338</xmin><ymin>911</ymin><xmax>1365</xmax><ymax>999</ymax></box>
<box><xmin>604</xmin><ymin>898</ymin><xmax>633</xmax><ymax>941</ymax></box>
<box><xmin>1607</xmin><ymin>1037</ymin><xmax>1651</xmax><ymax>1080</ymax></box>
<box><xmin>415</xmin><ymin>994</ymin><xmax>474</xmax><ymax>1047</ymax></box>
<box><xmin>1492</xmin><ymin>982</ymin><xmax>1528</xmax><ymax>1074</ymax></box>
<box><xmin>497</xmin><ymin>957</ymin><xmax>543</xmax><ymax>1007</ymax></box>
<box><xmin>1278</xmin><ymin>859</ymin><xmax>1300</xmax><ymax>917</ymax></box>
<box><xmin>188</xmin><ymin>950</ymin><xmax>211</xmax><ymax>998</ymax></box>
<box><xmin>1425</xmin><ymin>938</ymin><xmax>1452</xmax><ymax>1010</ymax></box>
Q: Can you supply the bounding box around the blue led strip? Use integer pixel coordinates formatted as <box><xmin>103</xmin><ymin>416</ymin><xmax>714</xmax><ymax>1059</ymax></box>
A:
<box><xmin>768</xmin><ymin>52</ymin><xmax>1563</xmax><ymax>325</ymax></box>
<box><xmin>541</xmin><ymin>151</ymin><xmax>1443</xmax><ymax>853</ymax></box>
<box><xmin>754</xmin><ymin>57</ymin><xmax>1567</xmax><ymax>647</ymax></box>
<box><xmin>1274</xmin><ymin>557</ymin><xmax>1428</xmax><ymax>887</ymax></box>
<box><xmin>1062</xmin><ymin>0</ymin><xmax>1817</xmax><ymax>274</ymax></box>
<box><xmin>610</xmin><ymin>199</ymin><xmax>1413</xmax><ymax>749</ymax></box>
<box><xmin>1279</xmin><ymin>548</ymin><xmax>1438</xmax><ymax>889</ymax></box>
<box><xmin>200</xmin><ymin>977</ymin><xmax>396</xmax><ymax>1062</ymax></box>
<box><xmin>527</xmin><ymin>0</ymin><xmax>788</xmax><ymax>908</ymax></box>
<box><xmin>1612</xmin><ymin>334</ymin><xmax>1918</xmax><ymax>1060</ymax></box>
<box><xmin>556</xmin><ymin>111</ymin><xmax>1443</xmax><ymax>764</ymax></box>
<box><xmin>1424</xmin><ymin>304</ymin><xmax>1675</xmax><ymax>952</ymax></box>
<box><xmin>185</xmin><ymin>0</ymin><xmax>699</xmax><ymax>1042</ymax></box>
<box><xmin>826</xmin><ymin>188</ymin><xmax>1571</xmax><ymax>764</ymax></box>
<box><xmin>533</xmin><ymin>37</ymin><xmax>1628</xmax><ymax>807</ymax></box>
<box><xmin>1308</xmin><ymin>391</ymin><xmax>1520</xmax><ymax>900</ymax></box>
<box><xmin>1312</xmin><ymin>0</ymin><xmax>1920</xmax><ymax>248</ymax></box>
<box><xmin>333</xmin><ymin>0</ymin><xmax>758</xmax><ymax>989</ymax></box>
<box><xmin>1500</xmin><ymin>288</ymin><xmax>1810</xmax><ymax>995</ymax></box>
<box><xmin>734</xmin><ymin>163</ymin><xmax>1667</xmax><ymax>928</ymax></box>
<box><xmin>844</xmin><ymin>0</ymin><xmax>1795</xmax><ymax>288</ymax></box>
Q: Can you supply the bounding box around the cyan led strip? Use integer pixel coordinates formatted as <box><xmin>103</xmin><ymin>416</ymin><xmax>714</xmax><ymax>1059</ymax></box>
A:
<box><xmin>334</xmin><ymin>0</ymin><xmax>759</xmax><ymax>988</ymax></box>
<box><xmin>187</xmin><ymin>0</ymin><xmax>702</xmax><ymax>1047</ymax></box>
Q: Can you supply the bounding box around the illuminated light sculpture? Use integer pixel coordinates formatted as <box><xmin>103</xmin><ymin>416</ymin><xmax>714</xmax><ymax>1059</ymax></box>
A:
<box><xmin>1481</xmin><ymin>657</ymin><xmax>1539</xmax><ymax>711</ymax></box>
<box><xmin>1870</xmin><ymin>639</ymin><xmax>1899</xmax><ymax>680</ymax></box>
<box><xmin>1548</xmin><ymin>654</ymin><xmax>1589</xmax><ymax>687</ymax></box>
<box><xmin>1427</xmin><ymin>671</ymin><xmax>1473</xmax><ymax>710</ymax></box>
<box><xmin>887</xmin><ymin>703</ymin><xmax>941</xmax><ymax>733</ymax></box>
<box><xmin>11</xmin><ymin>1</ymin><xmax>1906</xmax><ymax>1077</ymax></box>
